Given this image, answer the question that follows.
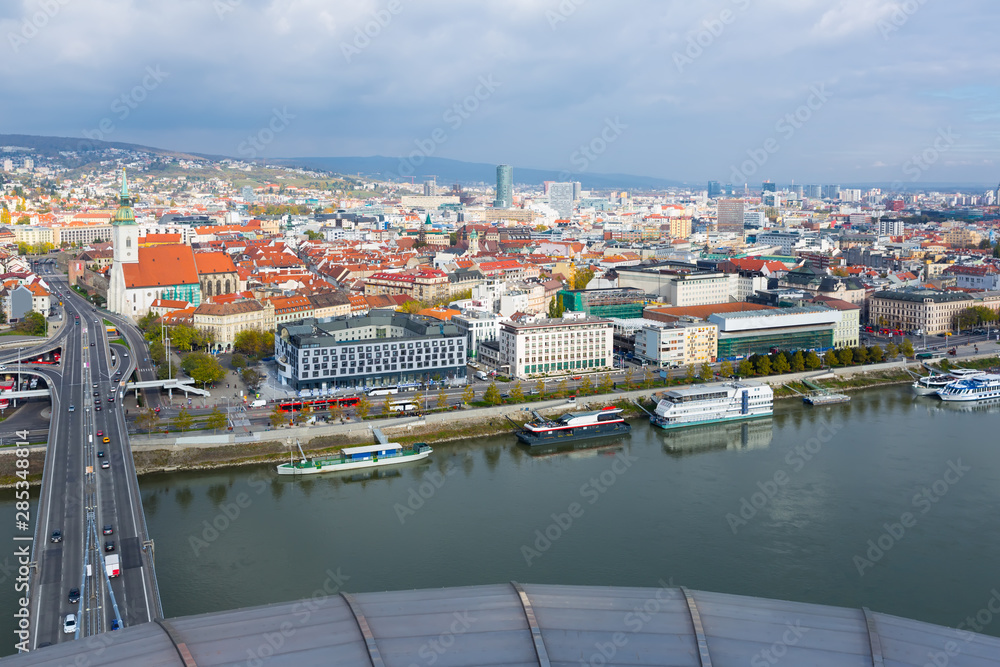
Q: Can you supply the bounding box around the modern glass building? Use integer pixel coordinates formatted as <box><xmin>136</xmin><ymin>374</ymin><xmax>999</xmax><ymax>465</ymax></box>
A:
<box><xmin>494</xmin><ymin>164</ymin><xmax>513</xmax><ymax>209</ymax></box>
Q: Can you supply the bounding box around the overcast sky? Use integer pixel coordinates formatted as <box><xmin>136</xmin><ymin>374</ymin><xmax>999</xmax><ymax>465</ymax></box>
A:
<box><xmin>2</xmin><ymin>0</ymin><xmax>998</xmax><ymax>186</ymax></box>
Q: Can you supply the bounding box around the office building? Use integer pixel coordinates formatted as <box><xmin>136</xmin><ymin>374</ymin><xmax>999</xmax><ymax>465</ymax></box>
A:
<box><xmin>761</xmin><ymin>181</ymin><xmax>776</xmax><ymax>193</ymax></box>
<box><xmin>878</xmin><ymin>218</ymin><xmax>903</xmax><ymax>237</ymax></box>
<box><xmin>498</xmin><ymin>311</ymin><xmax>613</xmax><ymax>379</ymax></box>
<box><xmin>452</xmin><ymin>311</ymin><xmax>502</xmax><ymax>360</ymax></box>
<box><xmin>494</xmin><ymin>164</ymin><xmax>513</xmax><ymax>209</ymax></box>
<box><xmin>804</xmin><ymin>185</ymin><xmax>822</xmax><ymax>198</ymax></box>
<box><xmin>822</xmin><ymin>184</ymin><xmax>841</xmax><ymax>199</ymax></box>
<box><xmin>634</xmin><ymin>321</ymin><xmax>718</xmax><ymax>367</ymax></box>
<box><xmin>717</xmin><ymin>199</ymin><xmax>745</xmax><ymax>234</ymax></box>
<box><xmin>275</xmin><ymin>312</ymin><xmax>468</xmax><ymax>391</ymax></box>
<box><xmin>548</xmin><ymin>182</ymin><xmax>574</xmax><ymax>218</ymax></box>
<box><xmin>868</xmin><ymin>290</ymin><xmax>978</xmax><ymax>335</ymax></box>
<box><xmin>707</xmin><ymin>181</ymin><xmax>723</xmax><ymax>198</ymax></box>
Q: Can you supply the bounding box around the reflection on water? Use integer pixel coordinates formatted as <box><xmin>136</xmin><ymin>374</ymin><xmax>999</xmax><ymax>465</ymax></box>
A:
<box><xmin>931</xmin><ymin>396</ymin><xmax>1000</xmax><ymax>415</ymax></box>
<box><xmin>521</xmin><ymin>438</ymin><xmax>626</xmax><ymax>460</ymax></box>
<box><xmin>658</xmin><ymin>418</ymin><xmax>774</xmax><ymax>456</ymax></box>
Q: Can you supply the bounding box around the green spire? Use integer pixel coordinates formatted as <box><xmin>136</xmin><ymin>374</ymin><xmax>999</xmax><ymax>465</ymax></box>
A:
<box><xmin>425</xmin><ymin>214</ymin><xmax>432</xmax><ymax>226</ymax></box>
<box><xmin>111</xmin><ymin>168</ymin><xmax>137</xmax><ymax>226</ymax></box>
<box><xmin>120</xmin><ymin>167</ymin><xmax>128</xmax><ymax>198</ymax></box>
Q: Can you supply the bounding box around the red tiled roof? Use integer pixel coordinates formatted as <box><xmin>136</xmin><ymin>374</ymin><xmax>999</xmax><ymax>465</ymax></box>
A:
<box><xmin>121</xmin><ymin>245</ymin><xmax>200</xmax><ymax>289</ymax></box>
<box><xmin>194</xmin><ymin>251</ymin><xmax>239</xmax><ymax>275</ymax></box>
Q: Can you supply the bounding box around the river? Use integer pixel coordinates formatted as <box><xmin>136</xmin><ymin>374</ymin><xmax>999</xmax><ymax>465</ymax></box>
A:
<box><xmin>3</xmin><ymin>385</ymin><xmax>1000</xmax><ymax>655</ymax></box>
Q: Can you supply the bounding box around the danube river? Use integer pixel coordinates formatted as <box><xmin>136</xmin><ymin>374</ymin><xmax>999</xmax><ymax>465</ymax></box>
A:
<box><xmin>4</xmin><ymin>385</ymin><xmax>1000</xmax><ymax>654</ymax></box>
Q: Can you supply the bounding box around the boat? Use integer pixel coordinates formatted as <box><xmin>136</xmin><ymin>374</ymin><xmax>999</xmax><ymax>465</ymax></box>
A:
<box><xmin>513</xmin><ymin>407</ymin><xmax>631</xmax><ymax>446</ymax></box>
<box><xmin>650</xmin><ymin>380</ymin><xmax>773</xmax><ymax>430</ymax></box>
<box><xmin>912</xmin><ymin>368</ymin><xmax>983</xmax><ymax>395</ymax></box>
<box><xmin>276</xmin><ymin>442</ymin><xmax>432</xmax><ymax>475</ymax></box>
<box><xmin>936</xmin><ymin>374</ymin><xmax>1000</xmax><ymax>402</ymax></box>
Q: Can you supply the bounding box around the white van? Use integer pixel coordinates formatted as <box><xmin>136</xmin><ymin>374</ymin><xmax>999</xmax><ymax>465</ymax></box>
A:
<box><xmin>249</xmin><ymin>399</ymin><xmax>266</xmax><ymax>408</ymax></box>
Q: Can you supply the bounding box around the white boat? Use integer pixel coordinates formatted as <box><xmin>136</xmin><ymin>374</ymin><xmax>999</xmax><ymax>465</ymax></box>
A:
<box><xmin>651</xmin><ymin>380</ymin><xmax>773</xmax><ymax>430</ymax></box>
<box><xmin>937</xmin><ymin>374</ymin><xmax>1000</xmax><ymax>402</ymax></box>
<box><xmin>912</xmin><ymin>368</ymin><xmax>983</xmax><ymax>395</ymax></box>
<box><xmin>276</xmin><ymin>442</ymin><xmax>432</xmax><ymax>475</ymax></box>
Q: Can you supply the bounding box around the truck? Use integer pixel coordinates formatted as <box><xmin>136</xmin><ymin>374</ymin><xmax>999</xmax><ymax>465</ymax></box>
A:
<box><xmin>249</xmin><ymin>399</ymin><xmax>266</xmax><ymax>408</ymax></box>
<box><xmin>475</xmin><ymin>371</ymin><xmax>489</xmax><ymax>381</ymax></box>
<box><xmin>105</xmin><ymin>554</ymin><xmax>120</xmax><ymax>578</ymax></box>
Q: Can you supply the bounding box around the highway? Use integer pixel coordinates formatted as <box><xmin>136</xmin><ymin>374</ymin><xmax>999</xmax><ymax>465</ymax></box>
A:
<box><xmin>17</xmin><ymin>269</ymin><xmax>162</xmax><ymax>649</ymax></box>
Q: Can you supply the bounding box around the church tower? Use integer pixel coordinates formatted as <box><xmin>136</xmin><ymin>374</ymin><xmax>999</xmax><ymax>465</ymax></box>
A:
<box><xmin>107</xmin><ymin>168</ymin><xmax>140</xmax><ymax>316</ymax></box>
<box><xmin>468</xmin><ymin>228</ymin><xmax>479</xmax><ymax>257</ymax></box>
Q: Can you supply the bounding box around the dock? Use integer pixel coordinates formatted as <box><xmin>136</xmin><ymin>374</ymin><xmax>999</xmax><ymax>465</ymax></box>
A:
<box><xmin>801</xmin><ymin>377</ymin><xmax>850</xmax><ymax>405</ymax></box>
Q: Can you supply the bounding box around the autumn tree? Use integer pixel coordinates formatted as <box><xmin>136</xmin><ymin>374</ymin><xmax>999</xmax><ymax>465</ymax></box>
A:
<box><xmin>719</xmin><ymin>360</ymin><xmax>734</xmax><ymax>377</ymax></box>
<box><xmin>462</xmin><ymin>384</ymin><xmax>474</xmax><ymax>404</ymax></box>
<box><xmin>756</xmin><ymin>356</ymin><xmax>772</xmax><ymax>375</ymax></box>
<box><xmin>805</xmin><ymin>351</ymin><xmax>822</xmax><ymax>370</ymax></box>
<box><xmin>206</xmin><ymin>407</ymin><xmax>227</xmax><ymax>433</ymax></box>
<box><xmin>579</xmin><ymin>376</ymin><xmax>593</xmax><ymax>395</ymax></box>
<box><xmin>738</xmin><ymin>359</ymin><xmax>754</xmax><ymax>377</ymax></box>
<box><xmin>355</xmin><ymin>395</ymin><xmax>371</xmax><ymax>420</ymax></box>
<box><xmin>699</xmin><ymin>362</ymin><xmax>714</xmax><ymax>381</ymax></box>
<box><xmin>598</xmin><ymin>374</ymin><xmax>613</xmax><ymax>394</ymax></box>
<box><xmin>483</xmin><ymin>382</ymin><xmax>501</xmax><ymax>405</ymax></box>
<box><xmin>791</xmin><ymin>351</ymin><xmax>805</xmax><ymax>372</ymax></box>
<box><xmin>772</xmin><ymin>354</ymin><xmax>790</xmax><ymax>375</ymax></box>
<box><xmin>508</xmin><ymin>381</ymin><xmax>524</xmax><ymax>403</ymax></box>
<box><xmin>173</xmin><ymin>407</ymin><xmax>193</xmax><ymax>432</ymax></box>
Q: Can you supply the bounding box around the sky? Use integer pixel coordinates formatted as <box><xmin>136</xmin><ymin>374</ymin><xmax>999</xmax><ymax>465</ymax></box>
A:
<box><xmin>2</xmin><ymin>0</ymin><xmax>999</xmax><ymax>186</ymax></box>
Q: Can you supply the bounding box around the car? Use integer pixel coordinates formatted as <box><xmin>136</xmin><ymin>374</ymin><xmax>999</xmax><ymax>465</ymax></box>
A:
<box><xmin>154</xmin><ymin>407</ymin><xmax>161</xmax><ymax>413</ymax></box>
<box><xmin>96</xmin><ymin>430</ymin><xmax>103</xmax><ymax>437</ymax></box>
<box><xmin>68</xmin><ymin>405</ymin><xmax>75</xmax><ymax>412</ymax></box>
<box><xmin>97</xmin><ymin>450</ymin><xmax>105</xmax><ymax>457</ymax></box>
<box><xmin>937</xmin><ymin>333</ymin><xmax>947</xmax><ymax>337</ymax></box>
<box><xmin>101</xmin><ymin>460</ymin><xmax>110</xmax><ymax>469</ymax></box>
<box><xmin>567</xmin><ymin>397</ymin><xmax>577</xmax><ymax>403</ymax></box>
<box><xmin>103</xmin><ymin>525</ymin><xmax>113</xmax><ymax>535</ymax></box>
<box><xmin>90</xmin><ymin>342</ymin><xmax>95</xmax><ymax>346</ymax></box>
<box><xmin>0</xmin><ymin>365</ymin><xmax>5</xmax><ymax>371</ymax></box>
<box><xmin>108</xmin><ymin>396</ymin><xmax>114</xmax><ymax>402</ymax></box>
<box><xmin>93</xmin><ymin>391</ymin><xmax>100</xmax><ymax>396</ymax></box>
<box><xmin>50</xmin><ymin>530</ymin><xmax>62</xmax><ymax>543</ymax></box>
<box><xmin>68</xmin><ymin>588</ymin><xmax>80</xmax><ymax>604</ymax></box>
<box><xmin>93</xmin><ymin>383</ymin><xmax>98</xmax><ymax>389</ymax></box>
<box><xmin>94</xmin><ymin>398</ymin><xmax>101</xmax><ymax>404</ymax></box>
<box><xmin>110</xmin><ymin>619</ymin><xmax>120</xmax><ymax>631</ymax></box>
<box><xmin>63</xmin><ymin>614</ymin><xmax>77</xmax><ymax>634</ymax></box>
<box><xmin>102</xmin><ymin>436</ymin><xmax>110</xmax><ymax>443</ymax></box>
<box><xmin>104</xmin><ymin>541</ymin><xmax>115</xmax><ymax>552</ymax></box>
<box><xmin>95</xmin><ymin>405</ymin><xmax>102</xmax><ymax>411</ymax></box>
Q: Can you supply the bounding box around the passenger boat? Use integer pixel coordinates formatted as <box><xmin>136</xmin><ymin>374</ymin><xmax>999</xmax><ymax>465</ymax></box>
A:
<box><xmin>276</xmin><ymin>443</ymin><xmax>432</xmax><ymax>475</ymax></box>
<box><xmin>514</xmin><ymin>407</ymin><xmax>630</xmax><ymax>446</ymax></box>
<box><xmin>912</xmin><ymin>368</ymin><xmax>983</xmax><ymax>395</ymax></box>
<box><xmin>650</xmin><ymin>380</ymin><xmax>773</xmax><ymax>430</ymax></box>
<box><xmin>936</xmin><ymin>374</ymin><xmax>1000</xmax><ymax>402</ymax></box>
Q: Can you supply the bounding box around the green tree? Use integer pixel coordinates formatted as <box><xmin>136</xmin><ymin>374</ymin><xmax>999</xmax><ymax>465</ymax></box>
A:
<box><xmin>791</xmin><ymin>351</ymin><xmax>805</xmax><ymax>372</ymax></box>
<box><xmin>699</xmin><ymin>362</ymin><xmax>714</xmax><ymax>381</ymax></box>
<box><xmin>738</xmin><ymin>359</ymin><xmax>754</xmax><ymax>377</ymax></box>
<box><xmin>536</xmin><ymin>380</ymin><xmax>547</xmax><ymax>398</ymax></box>
<box><xmin>173</xmin><ymin>407</ymin><xmax>193</xmax><ymax>432</ymax></box>
<box><xmin>837</xmin><ymin>347</ymin><xmax>854</xmax><ymax>366</ymax></box>
<box><xmin>885</xmin><ymin>342</ymin><xmax>899</xmax><ymax>360</ymax></box>
<box><xmin>437</xmin><ymin>389</ymin><xmax>447</xmax><ymax>409</ymax></box>
<box><xmin>240</xmin><ymin>367</ymin><xmax>265</xmax><ymax>393</ymax></box>
<box><xmin>15</xmin><ymin>311</ymin><xmax>46</xmax><ymax>336</ymax></box>
<box><xmin>772</xmin><ymin>354</ymin><xmax>790</xmax><ymax>374</ymax></box>
<box><xmin>206</xmin><ymin>407</ymin><xmax>227</xmax><ymax>433</ymax></box>
<box><xmin>853</xmin><ymin>346</ymin><xmax>868</xmax><ymax>364</ymax></box>
<box><xmin>462</xmin><ymin>384</ymin><xmax>474</xmax><ymax>404</ymax></box>
<box><xmin>509</xmin><ymin>381</ymin><xmax>524</xmax><ymax>403</ymax></box>
<box><xmin>598</xmin><ymin>374</ymin><xmax>613</xmax><ymax>394</ymax></box>
<box><xmin>868</xmin><ymin>346</ymin><xmax>884</xmax><ymax>363</ymax></box>
<box><xmin>579</xmin><ymin>376</ymin><xmax>593</xmax><ymax>395</ymax></box>
<box><xmin>355</xmin><ymin>395</ymin><xmax>371</xmax><ymax>420</ymax></box>
<box><xmin>719</xmin><ymin>360</ymin><xmax>734</xmax><ymax>377</ymax></box>
<box><xmin>135</xmin><ymin>408</ymin><xmax>159</xmax><ymax>435</ymax></box>
<box><xmin>900</xmin><ymin>338</ymin><xmax>915</xmax><ymax>358</ymax></box>
<box><xmin>756</xmin><ymin>356</ymin><xmax>772</xmax><ymax>375</ymax></box>
<box><xmin>805</xmin><ymin>351</ymin><xmax>822</xmax><ymax>370</ymax></box>
<box><xmin>148</xmin><ymin>340</ymin><xmax>166</xmax><ymax>366</ymax></box>
<box><xmin>231</xmin><ymin>353</ymin><xmax>247</xmax><ymax>370</ymax></box>
<box><xmin>571</xmin><ymin>266</ymin><xmax>595</xmax><ymax>290</ymax></box>
<box><xmin>483</xmin><ymin>381</ymin><xmax>501</xmax><ymax>405</ymax></box>
<box><xmin>824</xmin><ymin>349</ymin><xmax>839</xmax><ymax>367</ymax></box>
<box><xmin>547</xmin><ymin>296</ymin><xmax>566</xmax><ymax>319</ymax></box>
<box><xmin>181</xmin><ymin>352</ymin><xmax>226</xmax><ymax>387</ymax></box>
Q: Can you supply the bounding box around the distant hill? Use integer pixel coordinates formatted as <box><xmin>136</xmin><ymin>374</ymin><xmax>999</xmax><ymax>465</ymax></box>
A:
<box><xmin>269</xmin><ymin>155</ymin><xmax>687</xmax><ymax>192</ymax></box>
<box><xmin>0</xmin><ymin>134</ymin><xmax>208</xmax><ymax>162</ymax></box>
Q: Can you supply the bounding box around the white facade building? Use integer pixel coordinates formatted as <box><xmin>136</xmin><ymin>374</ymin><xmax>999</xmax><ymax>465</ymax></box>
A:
<box><xmin>498</xmin><ymin>311</ymin><xmax>613</xmax><ymax>380</ymax></box>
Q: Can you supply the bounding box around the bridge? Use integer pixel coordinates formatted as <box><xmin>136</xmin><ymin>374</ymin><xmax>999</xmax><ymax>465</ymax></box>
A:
<box><xmin>11</xmin><ymin>274</ymin><xmax>164</xmax><ymax>651</ymax></box>
<box><xmin>125</xmin><ymin>377</ymin><xmax>212</xmax><ymax>397</ymax></box>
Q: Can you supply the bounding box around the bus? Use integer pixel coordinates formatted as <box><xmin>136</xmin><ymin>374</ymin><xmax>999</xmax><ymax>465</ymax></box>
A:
<box><xmin>106</xmin><ymin>325</ymin><xmax>119</xmax><ymax>336</ymax></box>
<box><xmin>277</xmin><ymin>396</ymin><xmax>361</xmax><ymax>413</ymax></box>
<box><xmin>367</xmin><ymin>386</ymin><xmax>399</xmax><ymax>397</ymax></box>
<box><xmin>0</xmin><ymin>380</ymin><xmax>15</xmax><ymax>410</ymax></box>
<box><xmin>387</xmin><ymin>400</ymin><xmax>418</xmax><ymax>413</ymax></box>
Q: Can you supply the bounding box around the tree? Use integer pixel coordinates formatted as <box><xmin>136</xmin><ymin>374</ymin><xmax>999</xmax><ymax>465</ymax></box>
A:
<box><xmin>135</xmin><ymin>408</ymin><xmax>159</xmax><ymax>435</ymax></box>
<box><xmin>823</xmin><ymin>349</ymin><xmax>839</xmax><ymax>367</ymax></box>
<box><xmin>571</xmin><ymin>266</ymin><xmax>595</xmax><ymax>290</ymax></box>
<box><xmin>381</xmin><ymin>398</ymin><xmax>392</xmax><ymax>419</ymax></box>
<box><xmin>233</xmin><ymin>329</ymin><xmax>275</xmax><ymax>361</ymax></box>
<box><xmin>169</xmin><ymin>324</ymin><xmax>196</xmax><ymax>351</ymax></box>
<box><xmin>598</xmin><ymin>374</ymin><xmax>613</xmax><ymax>394</ymax></box>
<box><xmin>206</xmin><ymin>407</ymin><xmax>227</xmax><ymax>433</ymax></box>
<box><xmin>462</xmin><ymin>384</ymin><xmax>474</xmax><ymax>404</ymax></box>
<box><xmin>231</xmin><ymin>353</ymin><xmax>247</xmax><ymax>370</ymax></box>
<box><xmin>329</xmin><ymin>402</ymin><xmax>344</xmax><ymax>423</ymax></box>
<box><xmin>719</xmin><ymin>360</ymin><xmax>734</xmax><ymax>377</ymax></box>
<box><xmin>413</xmin><ymin>391</ymin><xmax>424</xmax><ymax>413</ymax></box>
<box><xmin>738</xmin><ymin>359</ymin><xmax>754</xmax><ymax>377</ymax></box>
<box><xmin>868</xmin><ymin>346</ymin><xmax>884</xmax><ymax>363</ymax></box>
<box><xmin>304</xmin><ymin>230</ymin><xmax>323</xmax><ymax>241</ymax></box>
<box><xmin>483</xmin><ymin>382</ymin><xmax>501</xmax><ymax>405</ymax></box>
<box><xmin>805</xmin><ymin>351</ymin><xmax>822</xmax><ymax>370</ymax></box>
<box><xmin>756</xmin><ymin>356</ymin><xmax>772</xmax><ymax>375</ymax></box>
<box><xmin>268</xmin><ymin>403</ymin><xmax>287</xmax><ymax>428</ymax></box>
<box><xmin>173</xmin><ymin>407</ymin><xmax>193</xmax><ymax>432</ymax></box>
<box><xmin>772</xmin><ymin>354</ymin><xmax>790</xmax><ymax>374</ymax></box>
<box><xmin>900</xmin><ymin>338</ymin><xmax>915</xmax><ymax>358</ymax></box>
<box><xmin>558</xmin><ymin>378</ymin><xmax>569</xmax><ymax>397</ymax></box>
<box><xmin>547</xmin><ymin>296</ymin><xmax>565</xmax><ymax>319</ymax></box>
<box><xmin>684</xmin><ymin>364</ymin><xmax>695</xmax><ymax>383</ymax></box>
<box><xmin>853</xmin><ymin>346</ymin><xmax>868</xmax><ymax>364</ymax></box>
<box><xmin>624</xmin><ymin>368</ymin><xmax>635</xmax><ymax>390</ymax></box>
<box><xmin>15</xmin><ymin>311</ymin><xmax>46</xmax><ymax>336</ymax></box>
<box><xmin>837</xmin><ymin>347</ymin><xmax>854</xmax><ymax>366</ymax></box>
<box><xmin>535</xmin><ymin>380</ymin><xmax>547</xmax><ymax>398</ymax></box>
<box><xmin>437</xmin><ymin>389</ymin><xmax>448</xmax><ymax>409</ymax></box>
<box><xmin>791</xmin><ymin>351</ymin><xmax>805</xmax><ymax>373</ymax></box>
<box><xmin>509</xmin><ymin>381</ymin><xmax>524</xmax><ymax>403</ymax></box>
<box><xmin>885</xmin><ymin>342</ymin><xmax>899</xmax><ymax>360</ymax></box>
<box><xmin>296</xmin><ymin>402</ymin><xmax>313</xmax><ymax>425</ymax></box>
<box><xmin>699</xmin><ymin>362</ymin><xmax>714</xmax><ymax>381</ymax></box>
<box><xmin>240</xmin><ymin>367</ymin><xmax>265</xmax><ymax>393</ymax></box>
<box><xmin>355</xmin><ymin>395</ymin><xmax>371</xmax><ymax>420</ymax></box>
<box><xmin>181</xmin><ymin>352</ymin><xmax>226</xmax><ymax>387</ymax></box>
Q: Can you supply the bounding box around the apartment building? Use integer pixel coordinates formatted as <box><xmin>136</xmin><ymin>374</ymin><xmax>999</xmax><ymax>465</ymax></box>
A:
<box><xmin>634</xmin><ymin>321</ymin><xmax>718</xmax><ymax>367</ymax></box>
<box><xmin>192</xmin><ymin>299</ymin><xmax>276</xmax><ymax>351</ymax></box>
<box><xmin>364</xmin><ymin>268</ymin><xmax>450</xmax><ymax>303</ymax></box>
<box><xmin>868</xmin><ymin>290</ymin><xmax>975</xmax><ymax>334</ymax></box>
<box><xmin>498</xmin><ymin>311</ymin><xmax>613</xmax><ymax>380</ymax></box>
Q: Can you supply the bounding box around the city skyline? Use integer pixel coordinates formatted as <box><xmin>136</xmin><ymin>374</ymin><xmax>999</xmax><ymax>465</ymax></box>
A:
<box><xmin>2</xmin><ymin>1</ymin><xmax>999</xmax><ymax>186</ymax></box>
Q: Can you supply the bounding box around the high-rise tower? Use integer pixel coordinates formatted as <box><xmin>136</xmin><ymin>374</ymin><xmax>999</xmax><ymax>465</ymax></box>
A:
<box><xmin>494</xmin><ymin>165</ymin><xmax>513</xmax><ymax>209</ymax></box>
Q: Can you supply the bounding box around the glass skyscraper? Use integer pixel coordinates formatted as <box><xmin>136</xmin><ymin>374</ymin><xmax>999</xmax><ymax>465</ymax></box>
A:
<box><xmin>494</xmin><ymin>164</ymin><xmax>513</xmax><ymax>209</ymax></box>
